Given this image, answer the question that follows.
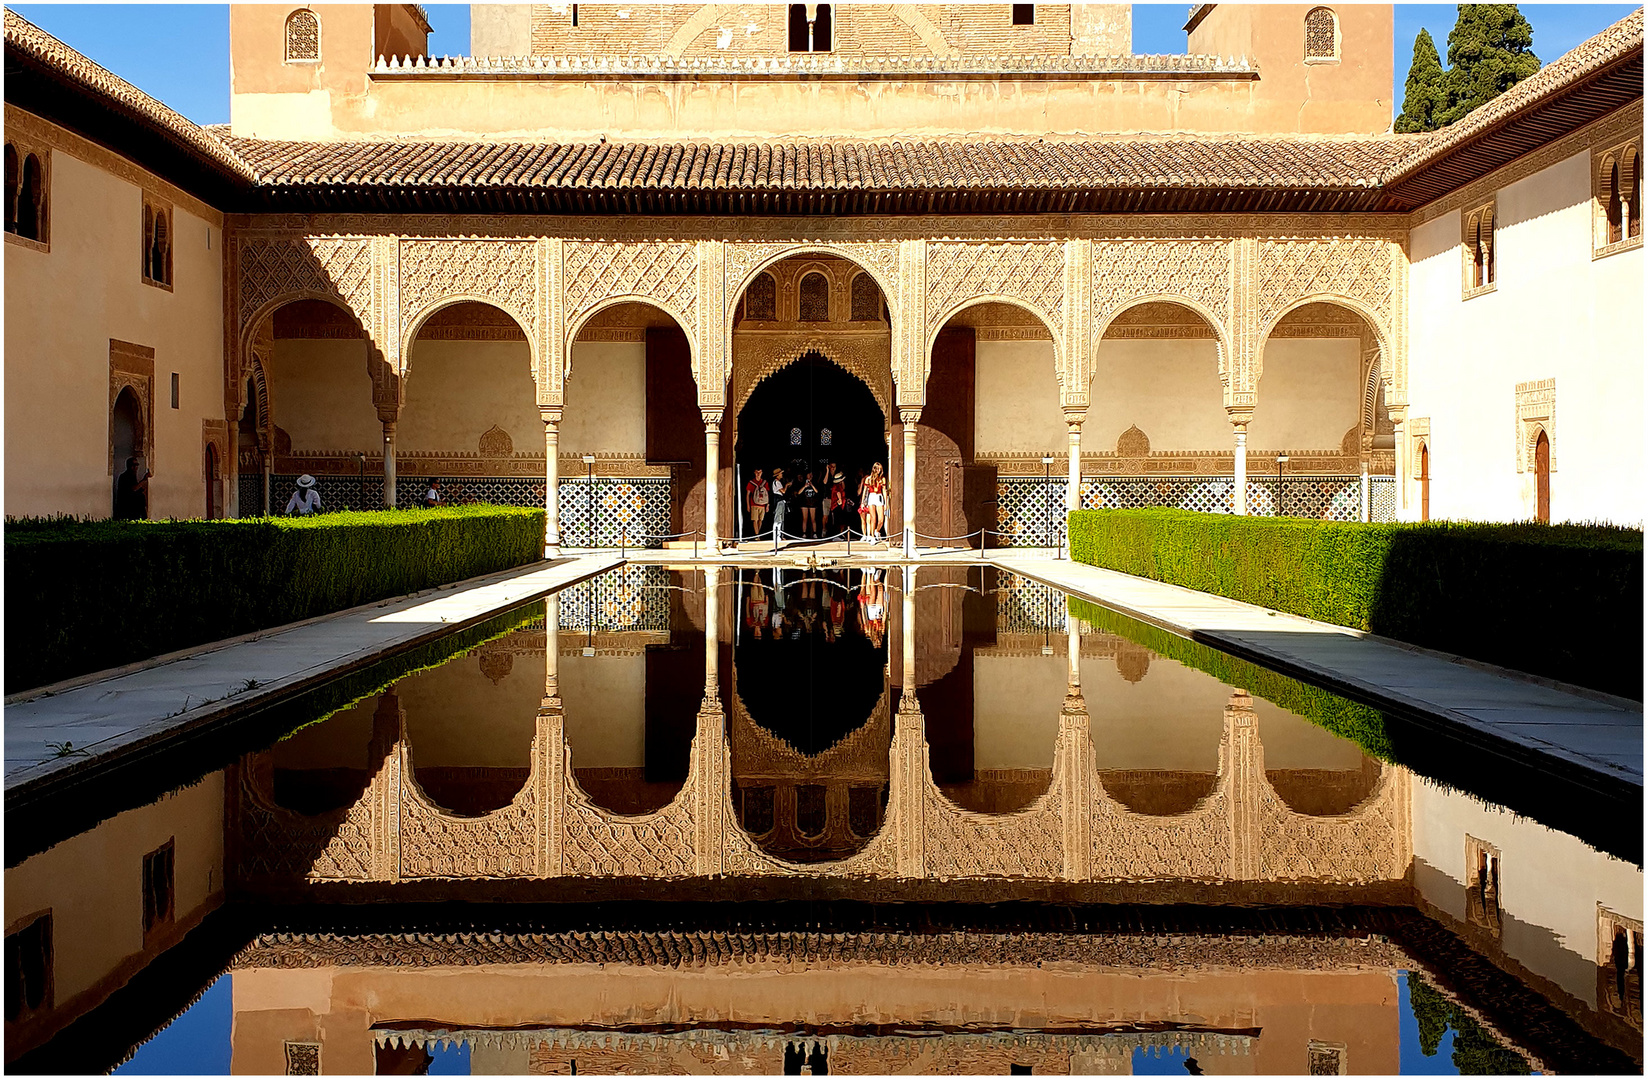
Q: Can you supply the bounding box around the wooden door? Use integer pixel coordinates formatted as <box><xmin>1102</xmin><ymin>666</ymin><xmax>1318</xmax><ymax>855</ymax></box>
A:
<box><xmin>1419</xmin><ymin>444</ymin><xmax>1430</xmax><ymax>522</ymax></box>
<box><xmin>1535</xmin><ymin>431</ymin><xmax>1551</xmax><ymax>523</ymax></box>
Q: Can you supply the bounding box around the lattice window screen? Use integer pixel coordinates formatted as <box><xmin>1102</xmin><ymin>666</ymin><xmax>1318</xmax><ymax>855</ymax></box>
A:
<box><xmin>747</xmin><ymin>272</ymin><xmax>776</xmax><ymax>320</ymax></box>
<box><xmin>799</xmin><ymin>273</ymin><xmax>830</xmax><ymax>322</ymax></box>
<box><xmin>1304</xmin><ymin>7</ymin><xmax>1337</xmax><ymax>59</ymax></box>
<box><xmin>286</xmin><ymin>10</ymin><xmax>320</xmax><ymax>61</ymax></box>
<box><xmin>850</xmin><ymin>273</ymin><xmax>879</xmax><ymax>321</ymax></box>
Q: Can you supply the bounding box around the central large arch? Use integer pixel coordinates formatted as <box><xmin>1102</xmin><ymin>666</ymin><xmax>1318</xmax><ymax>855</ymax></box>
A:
<box><xmin>724</xmin><ymin>254</ymin><xmax>893</xmax><ymax>543</ymax></box>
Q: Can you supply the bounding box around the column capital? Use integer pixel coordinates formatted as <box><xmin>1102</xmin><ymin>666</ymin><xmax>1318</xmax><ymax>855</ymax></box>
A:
<box><xmin>701</xmin><ymin>410</ymin><xmax>723</xmax><ymax>430</ymax></box>
<box><xmin>1063</xmin><ymin>407</ymin><xmax>1086</xmax><ymax>429</ymax></box>
<box><xmin>1225</xmin><ymin>406</ymin><xmax>1253</xmax><ymax>429</ymax></box>
<box><xmin>1386</xmin><ymin>405</ymin><xmax>1409</xmax><ymax>426</ymax></box>
<box><xmin>377</xmin><ymin>414</ymin><xmax>398</xmax><ymax>431</ymax></box>
<box><xmin>539</xmin><ymin>406</ymin><xmax>563</xmax><ymax>425</ymax></box>
<box><xmin>899</xmin><ymin>407</ymin><xmax>923</xmax><ymax>425</ymax></box>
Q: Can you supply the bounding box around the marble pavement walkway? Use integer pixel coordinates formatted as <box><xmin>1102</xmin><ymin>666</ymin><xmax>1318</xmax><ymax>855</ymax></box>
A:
<box><xmin>4</xmin><ymin>554</ymin><xmax>620</xmax><ymax>797</ymax></box>
<box><xmin>991</xmin><ymin>552</ymin><xmax>1643</xmax><ymax>792</ymax></box>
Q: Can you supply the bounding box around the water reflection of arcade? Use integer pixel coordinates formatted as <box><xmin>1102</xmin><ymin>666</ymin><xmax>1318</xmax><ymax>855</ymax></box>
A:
<box><xmin>731</xmin><ymin>566</ymin><xmax>891</xmax><ymax>862</ymax></box>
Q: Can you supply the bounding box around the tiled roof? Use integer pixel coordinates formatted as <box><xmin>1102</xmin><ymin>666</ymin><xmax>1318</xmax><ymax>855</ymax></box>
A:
<box><xmin>4</xmin><ymin>7</ymin><xmax>1642</xmax><ymax>216</ymax></box>
<box><xmin>1387</xmin><ymin>7</ymin><xmax>1644</xmax><ymax>182</ymax></box>
<box><xmin>226</xmin><ymin>132</ymin><xmax>1413</xmax><ymax>214</ymax></box>
<box><xmin>2</xmin><ymin>9</ymin><xmax>254</xmax><ymax>183</ymax></box>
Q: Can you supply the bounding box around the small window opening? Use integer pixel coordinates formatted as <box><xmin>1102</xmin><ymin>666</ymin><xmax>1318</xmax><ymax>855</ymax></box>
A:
<box><xmin>142</xmin><ymin>839</ymin><xmax>176</xmax><ymax>938</ymax></box>
<box><xmin>4</xmin><ymin>144</ymin><xmax>17</xmax><ymax>235</ymax></box>
<box><xmin>790</xmin><ymin>427</ymin><xmax>804</xmax><ymax>446</ymax></box>
<box><xmin>787</xmin><ymin>4</ymin><xmax>831</xmax><ymax>52</ymax></box>
<box><xmin>812</xmin><ymin>4</ymin><xmax>832</xmax><ymax>51</ymax></box>
<box><xmin>571</xmin><ymin>3</ymin><xmax>578</xmax><ymax>27</ymax></box>
<box><xmin>799</xmin><ymin>272</ymin><xmax>829</xmax><ymax>321</ymax></box>
<box><xmin>1465</xmin><ymin>840</ymin><xmax>1501</xmax><ymax>935</ymax></box>
<box><xmin>820</xmin><ymin>427</ymin><xmax>833</xmax><ymax>448</ymax></box>
<box><xmin>850</xmin><ymin>273</ymin><xmax>879</xmax><ymax>321</ymax></box>
<box><xmin>9</xmin><ymin>150</ymin><xmax>45</xmax><ymax>242</ymax></box>
<box><xmin>1418</xmin><ymin>442</ymin><xmax>1430</xmax><ymax>522</ymax></box>
<box><xmin>170</xmin><ymin>372</ymin><xmax>180</xmax><ymax>410</ymax></box>
<box><xmin>1012</xmin><ymin>5</ymin><xmax>1035</xmax><ymax>25</ymax></box>
<box><xmin>1304</xmin><ymin>7</ymin><xmax>1337</xmax><ymax>60</ymax></box>
<box><xmin>788</xmin><ymin>5</ymin><xmax>809</xmax><ymax>51</ymax></box>
<box><xmin>1607</xmin><ymin>160</ymin><xmax>1624</xmax><ymax>243</ymax></box>
<box><xmin>285</xmin><ymin>9</ymin><xmax>320</xmax><ymax>62</ymax></box>
<box><xmin>4</xmin><ymin>912</ymin><xmax>52</xmax><ymax>1022</ymax></box>
<box><xmin>747</xmin><ymin>272</ymin><xmax>776</xmax><ymax>320</ymax></box>
<box><xmin>1629</xmin><ymin>153</ymin><xmax>1642</xmax><ymax>240</ymax></box>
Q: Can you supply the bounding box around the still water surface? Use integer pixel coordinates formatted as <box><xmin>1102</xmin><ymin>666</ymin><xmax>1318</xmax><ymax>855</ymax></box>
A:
<box><xmin>8</xmin><ymin>565</ymin><xmax>1641</xmax><ymax>1075</ymax></box>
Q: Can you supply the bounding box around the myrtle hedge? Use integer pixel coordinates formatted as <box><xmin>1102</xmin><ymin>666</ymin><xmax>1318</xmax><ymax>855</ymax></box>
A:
<box><xmin>1068</xmin><ymin>509</ymin><xmax>1642</xmax><ymax>699</ymax></box>
<box><xmin>5</xmin><ymin>506</ymin><xmax>545</xmax><ymax>693</ymax></box>
<box><xmin>1068</xmin><ymin>597</ymin><xmax>1394</xmax><ymax>762</ymax></box>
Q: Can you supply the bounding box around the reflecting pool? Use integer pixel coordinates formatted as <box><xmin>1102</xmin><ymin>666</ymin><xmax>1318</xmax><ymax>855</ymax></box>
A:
<box><xmin>6</xmin><ymin>565</ymin><xmax>1641</xmax><ymax>1075</ymax></box>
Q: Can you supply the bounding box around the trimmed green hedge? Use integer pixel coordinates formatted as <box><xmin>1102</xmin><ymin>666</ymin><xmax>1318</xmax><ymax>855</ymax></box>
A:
<box><xmin>1069</xmin><ymin>597</ymin><xmax>1394</xmax><ymax>762</ymax></box>
<box><xmin>1068</xmin><ymin>509</ymin><xmax>1642</xmax><ymax>699</ymax></box>
<box><xmin>5</xmin><ymin>506</ymin><xmax>544</xmax><ymax>693</ymax></box>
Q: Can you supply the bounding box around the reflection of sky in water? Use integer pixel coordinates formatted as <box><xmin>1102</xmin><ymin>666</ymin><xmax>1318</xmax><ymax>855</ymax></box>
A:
<box><xmin>1400</xmin><ymin>972</ymin><xmax>1462</xmax><ymax>1075</ymax></box>
<box><xmin>113</xmin><ymin>975</ymin><xmax>230</xmax><ymax>1075</ymax></box>
<box><xmin>1133</xmin><ymin>1044</ymin><xmax>1197</xmax><ymax>1074</ymax></box>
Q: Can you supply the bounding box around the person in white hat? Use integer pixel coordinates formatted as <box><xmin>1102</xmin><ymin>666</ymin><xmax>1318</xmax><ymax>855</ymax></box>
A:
<box><xmin>284</xmin><ymin>474</ymin><xmax>323</xmax><ymax>516</ymax></box>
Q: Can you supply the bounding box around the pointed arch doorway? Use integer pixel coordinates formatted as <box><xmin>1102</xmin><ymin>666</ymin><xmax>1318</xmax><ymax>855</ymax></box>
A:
<box><xmin>734</xmin><ymin>352</ymin><xmax>886</xmax><ymax>539</ymax></box>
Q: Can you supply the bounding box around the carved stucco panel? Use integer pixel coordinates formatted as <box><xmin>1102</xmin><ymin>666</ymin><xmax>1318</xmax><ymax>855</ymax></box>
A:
<box><xmin>1256</xmin><ymin>239</ymin><xmax>1395</xmax><ymax>339</ymax></box>
<box><xmin>925</xmin><ymin>241</ymin><xmax>1066</xmax><ymax>336</ymax></box>
<box><xmin>399</xmin><ymin>239</ymin><xmax>540</xmax><ymax>347</ymax></box>
<box><xmin>237</xmin><ymin>235</ymin><xmax>374</xmax><ymax>332</ymax></box>
<box><xmin>563</xmin><ymin>241</ymin><xmax>699</xmax><ymax>345</ymax></box>
<box><xmin>730</xmin><ymin>332</ymin><xmax>894</xmax><ymax>420</ymax></box>
<box><xmin>562</xmin><ymin>795</ymin><xmax>698</xmax><ymax>878</ymax></box>
<box><xmin>1091</xmin><ymin>240</ymin><xmax>1233</xmax><ymax>337</ymax></box>
<box><xmin>724</xmin><ymin>241</ymin><xmax>900</xmax><ymax>318</ymax></box>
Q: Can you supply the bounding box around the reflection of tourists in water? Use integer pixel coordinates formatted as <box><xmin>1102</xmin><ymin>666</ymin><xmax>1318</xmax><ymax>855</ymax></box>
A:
<box><xmin>857</xmin><ymin>568</ymin><xmax>886</xmax><ymax>648</ymax></box>
<box><xmin>769</xmin><ymin>468</ymin><xmax>789</xmax><ymax>541</ymax></box>
<box><xmin>826</xmin><ymin>465</ymin><xmax>850</xmax><ymax>536</ymax></box>
<box><xmin>745</xmin><ymin>467</ymin><xmax>769</xmax><ymax>537</ymax></box>
<box><xmin>745</xmin><ymin>575</ymin><xmax>770</xmax><ymax>639</ymax></box>
<box><xmin>858</xmin><ymin>462</ymin><xmax>887</xmax><ymax>542</ymax></box>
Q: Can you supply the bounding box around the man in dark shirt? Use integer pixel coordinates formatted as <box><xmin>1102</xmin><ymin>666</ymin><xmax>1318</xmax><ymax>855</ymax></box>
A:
<box><xmin>114</xmin><ymin>456</ymin><xmax>151</xmax><ymax>519</ymax></box>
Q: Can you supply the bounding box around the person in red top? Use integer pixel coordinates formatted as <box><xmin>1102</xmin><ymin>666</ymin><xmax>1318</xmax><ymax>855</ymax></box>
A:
<box><xmin>745</xmin><ymin>467</ymin><xmax>769</xmax><ymax>538</ymax></box>
<box><xmin>858</xmin><ymin>461</ymin><xmax>888</xmax><ymax>542</ymax></box>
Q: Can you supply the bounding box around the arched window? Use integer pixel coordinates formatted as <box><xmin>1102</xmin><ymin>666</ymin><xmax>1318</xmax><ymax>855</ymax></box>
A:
<box><xmin>143</xmin><ymin>199</ymin><xmax>172</xmax><ymax>287</ymax></box>
<box><xmin>1466</xmin><ymin>205</ymin><xmax>1494</xmax><ymax>292</ymax></box>
<box><xmin>787</xmin><ymin>5</ymin><xmax>809</xmax><ymax>51</ymax></box>
<box><xmin>746</xmin><ymin>272</ymin><xmax>776</xmax><ymax>320</ymax></box>
<box><xmin>1304</xmin><ymin>7</ymin><xmax>1337</xmax><ymax>61</ymax></box>
<box><xmin>1534</xmin><ymin>429</ymin><xmax>1550</xmax><ymax>523</ymax></box>
<box><xmin>799</xmin><ymin>272</ymin><xmax>829</xmax><ymax>321</ymax></box>
<box><xmin>17</xmin><ymin>152</ymin><xmax>43</xmax><ymax>241</ymax></box>
<box><xmin>1418</xmin><ymin>442</ymin><xmax>1430</xmax><ymax>522</ymax></box>
<box><xmin>790</xmin><ymin>427</ymin><xmax>803</xmax><ymax>446</ymax></box>
<box><xmin>4</xmin><ymin>144</ymin><xmax>17</xmax><ymax>235</ymax></box>
<box><xmin>1606</xmin><ymin>157</ymin><xmax>1624</xmax><ymax>244</ymax></box>
<box><xmin>285</xmin><ymin>9</ymin><xmax>320</xmax><ymax>61</ymax></box>
<box><xmin>820</xmin><ymin>427</ymin><xmax>833</xmax><ymax>447</ymax></box>
<box><xmin>1628</xmin><ymin>151</ymin><xmax>1642</xmax><ymax>240</ymax></box>
<box><xmin>850</xmin><ymin>273</ymin><xmax>879</xmax><ymax>321</ymax></box>
<box><xmin>812</xmin><ymin>4</ymin><xmax>832</xmax><ymax>51</ymax></box>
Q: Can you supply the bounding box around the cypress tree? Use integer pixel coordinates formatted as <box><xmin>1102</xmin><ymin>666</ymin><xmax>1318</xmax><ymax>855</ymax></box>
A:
<box><xmin>1395</xmin><ymin>28</ymin><xmax>1447</xmax><ymax>132</ymax></box>
<box><xmin>1437</xmin><ymin>4</ymin><xmax>1541</xmax><ymax>126</ymax></box>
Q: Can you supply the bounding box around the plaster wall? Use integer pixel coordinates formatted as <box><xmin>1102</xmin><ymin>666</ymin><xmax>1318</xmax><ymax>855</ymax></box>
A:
<box><xmin>1079</xmin><ymin>655</ymin><xmax>1226</xmax><ymax>772</ymax></box>
<box><xmin>472</xmin><ymin>3</ymin><xmax>532</xmax><ymax>56</ymax></box>
<box><xmin>1250</xmin><ymin>337</ymin><xmax>1361</xmax><ymax>450</ymax></box>
<box><xmin>1411</xmin><ymin>776</ymin><xmax>1642</xmax><ymax>1011</ymax></box>
<box><xmin>1084</xmin><ymin>338</ymin><xmax>1227</xmax><ymax>451</ymax></box>
<box><xmin>4</xmin><ymin>775</ymin><xmax>224</xmax><ymax>1014</ymax></box>
<box><xmin>972</xmin><ymin>653</ymin><xmax>1063</xmax><ymax>770</ymax></box>
<box><xmin>235</xmin><ymin>72</ymin><xmax>1400</xmax><ymax>141</ymax></box>
<box><xmin>3</xmin><ymin>135</ymin><xmax>224</xmax><ymax>519</ymax></box>
<box><xmin>1406</xmin><ymin>145</ymin><xmax>1644</xmax><ymax>524</ymax></box>
<box><xmin>401</xmin><ymin>338</ymin><xmax>537</xmax><ymax>455</ymax></box>
<box><xmin>398</xmin><ymin>651</ymin><xmax>544</xmax><ymax>768</ymax></box>
<box><xmin>267</xmin><ymin>339</ymin><xmax>380</xmax><ymax>453</ymax></box>
<box><xmin>974</xmin><ymin>340</ymin><xmax>1064</xmax><ymax>458</ymax></box>
<box><xmin>564</xmin><ymin>341</ymin><xmax>647</xmax><ymax>458</ymax></box>
<box><xmin>560</xmin><ymin>654</ymin><xmax>648</xmax><ymax>768</ymax></box>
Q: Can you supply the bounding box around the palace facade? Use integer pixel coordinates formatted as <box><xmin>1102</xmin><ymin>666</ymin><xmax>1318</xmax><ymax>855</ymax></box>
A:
<box><xmin>3</xmin><ymin>4</ymin><xmax>1643</xmax><ymax>541</ymax></box>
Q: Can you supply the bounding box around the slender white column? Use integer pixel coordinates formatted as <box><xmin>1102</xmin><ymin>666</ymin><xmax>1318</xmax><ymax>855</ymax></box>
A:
<box><xmin>262</xmin><ymin>453</ymin><xmax>273</xmax><ymax>516</ymax></box>
<box><xmin>541</xmin><ymin>408</ymin><xmax>561</xmax><ymax>556</ymax></box>
<box><xmin>901</xmin><ymin>409</ymin><xmax>920</xmax><ymax>557</ymax></box>
<box><xmin>382</xmin><ymin>421</ymin><xmax>398</xmax><ymax>508</ymax></box>
<box><xmin>901</xmin><ymin>564</ymin><xmax>917</xmax><ymax>689</ymax></box>
<box><xmin>1064</xmin><ymin>412</ymin><xmax>1083</xmax><ymax>553</ymax></box>
<box><xmin>703</xmin><ymin>412</ymin><xmax>721</xmax><ymax>553</ymax></box>
<box><xmin>1389</xmin><ymin>408</ymin><xmax>1408</xmax><ymax>520</ymax></box>
<box><xmin>544</xmin><ymin>595</ymin><xmax>560</xmax><ymax>703</ymax></box>
<box><xmin>1228</xmin><ymin>412</ymin><xmax>1251</xmax><ymax>516</ymax></box>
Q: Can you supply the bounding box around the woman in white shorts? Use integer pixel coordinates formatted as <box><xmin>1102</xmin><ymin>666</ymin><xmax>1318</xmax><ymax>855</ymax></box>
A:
<box><xmin>858</xmin><ymin>461</ymin><xmax>888</xmax><ymax>541</ymax></box>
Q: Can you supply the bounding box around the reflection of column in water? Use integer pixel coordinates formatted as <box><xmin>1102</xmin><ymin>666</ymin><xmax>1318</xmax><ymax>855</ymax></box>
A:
<box><xmin>901</xmin><ymin>565</ymin><xmax>916</xmax><ymax>691</ymax></box>
<box><xmin>544</xmin><ymin>595</ymin><xmax>560</xmax><ymax>704</ymax></box>
<box><xmin>705</xmin><ymin>567</ymin><xmax>721</xmax><ymax>692</ymax></box>
<box><xmin>1068</xmin><ymin>610</ymin><xmax>1082</xmax><ymax>691</ymax></box>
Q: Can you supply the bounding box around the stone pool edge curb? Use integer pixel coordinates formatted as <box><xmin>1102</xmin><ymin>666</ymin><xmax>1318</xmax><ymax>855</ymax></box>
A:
<box><xmin>4</xmin><ymin>554</ymin><xmax>621</xmax><ymax>805</ymax></box>
<box><xmin>990</xmin><ymin>553</ymin><xmax>1643</xmax><ymax>796</ymax></box>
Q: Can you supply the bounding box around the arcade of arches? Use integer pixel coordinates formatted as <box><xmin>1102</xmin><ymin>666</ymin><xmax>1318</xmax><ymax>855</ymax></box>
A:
<box><xmin>224</xmin><ymin>235</ymin><xmax>1405</xmax><ymax>546</ymax></box>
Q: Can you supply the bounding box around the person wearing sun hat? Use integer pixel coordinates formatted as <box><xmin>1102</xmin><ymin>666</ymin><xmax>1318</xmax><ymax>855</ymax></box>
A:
<box><xmin>284</xmin><ymin>474</ymin><xmax>324</xmax><ymax>516</ymax></box>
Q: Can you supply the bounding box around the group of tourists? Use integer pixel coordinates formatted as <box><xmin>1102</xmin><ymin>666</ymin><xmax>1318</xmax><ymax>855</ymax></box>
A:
<box><xmin>744</xmin><ymin>460</ymin><xmax>889</xmax><ymax>542</ymax></box>
<box><xmin>743</xmin><ymin>566</ymin><xmax>887</xmax><ymax>648</ymax></box>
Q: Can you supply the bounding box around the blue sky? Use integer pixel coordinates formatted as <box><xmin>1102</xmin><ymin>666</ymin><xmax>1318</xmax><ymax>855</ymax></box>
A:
<box><xmin>6</xmin><ymin>4</ymin><xmax>1639</xmax><ymax>126</ymax></box>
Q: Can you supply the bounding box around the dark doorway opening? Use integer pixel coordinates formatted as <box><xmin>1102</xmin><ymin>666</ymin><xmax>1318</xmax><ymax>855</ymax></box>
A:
<box><xmin>735</xmin><ymin>353</ymin><xmax>885</xmax><ymax>538</ymax></box>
